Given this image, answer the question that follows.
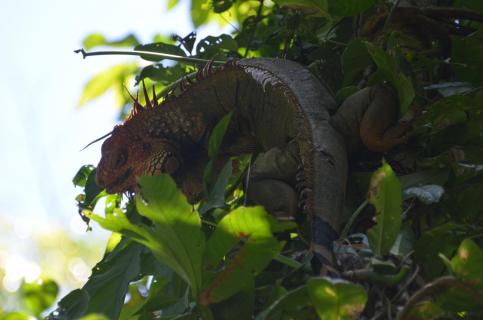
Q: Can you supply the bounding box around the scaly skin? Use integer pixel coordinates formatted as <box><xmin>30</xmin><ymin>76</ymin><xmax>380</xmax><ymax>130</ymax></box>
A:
<box><xmin>95</xmin><ymin>58</ymin><xmax>407</xmax><ymax>274</ymax></box>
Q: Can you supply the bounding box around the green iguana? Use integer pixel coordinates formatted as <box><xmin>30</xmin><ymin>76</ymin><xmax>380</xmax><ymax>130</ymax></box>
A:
<box><xmin>95</xmin><ymin>58</ymin><xmax>409</xmax><ymax>274</ymax></box>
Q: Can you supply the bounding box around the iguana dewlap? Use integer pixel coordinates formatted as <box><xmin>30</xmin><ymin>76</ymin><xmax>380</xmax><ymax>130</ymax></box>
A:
<box><xmin>95</xmin><ymin>58</ymin><xmax>406</xmax><ymax>274</ymax></box>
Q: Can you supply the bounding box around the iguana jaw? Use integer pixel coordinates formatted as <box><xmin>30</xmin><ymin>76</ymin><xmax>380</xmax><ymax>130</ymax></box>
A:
<box><xmin>96</xmin><ymin>125</ymin><xmax>181</xmax><ymax>194</ymax></box>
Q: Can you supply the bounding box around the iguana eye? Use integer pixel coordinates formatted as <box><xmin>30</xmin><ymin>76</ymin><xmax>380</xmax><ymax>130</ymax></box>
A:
<box><xmin>116</xmin><ymin>150</ymin><xmax>128</xmax><ymax>167</ymax></box>
<box><xmin>143</xmin><ymin>143</ymin><xmax>152</xmax><ymax>152</ymax></box>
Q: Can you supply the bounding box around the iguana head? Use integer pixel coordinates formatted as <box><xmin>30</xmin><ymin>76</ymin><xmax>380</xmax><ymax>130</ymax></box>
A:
<box><xmin>96</xmin><ymin>124</ymin><xmax>180</xmax><ymax>193</ymax></box>
<box><xmin>95</xmin><ymin>84</ymin><xmax>183</xmax><ymax>194</ymax></box>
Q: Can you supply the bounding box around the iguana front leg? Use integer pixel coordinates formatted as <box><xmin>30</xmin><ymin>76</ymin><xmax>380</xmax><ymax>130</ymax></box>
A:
<box><xmin>246</xmin><ymin>142</ymin><xmax>299</xmax><ymax>219</ymax></box>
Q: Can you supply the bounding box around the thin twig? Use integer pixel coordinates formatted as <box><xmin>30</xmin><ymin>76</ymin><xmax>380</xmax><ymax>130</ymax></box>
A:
<box><xmin>74</xmin><ymin>48</ymin><xmax>226</xmax><ymax>65</ymax></box>
<box><xmin>244</xmin><ymin>0</ymin><xmax>264</xmax><ymax>58</ymax></box>
<box><xmin>396</xmin><ymin>276</ymin><xmax>483</xmax><ymax>320</ymax></box>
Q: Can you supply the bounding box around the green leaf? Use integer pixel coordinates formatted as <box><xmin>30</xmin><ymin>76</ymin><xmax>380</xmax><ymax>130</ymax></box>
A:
<box><xmin>83</xmin><ymin>33</ymin><xmax>139</xmax><ymax>50</ymax></box>
<box><xmin>212</xmin><ymin>0</ymin><xmax>235</xmax><ymax>13</ymax></box>
<box><xmin>167</xmin><ymin>0</ymin><xmax>180</xmax><ymax>10</ymax></box>
<box><xmin>54</xmin><ymin>289</ymin><xmax>89</xmax><ymax>319</ymax></box>
<box><xmin>432</xmin><ymin>239</ymin><xmax>483</xmax><ymax>315</ymax></box>
<box><xmin>73</xmin><ymin>165</ymin><xmax>95</xmax><ymax>187</ymax></box>
<box><xmin>452</xmin><ymin>31</ymin><xmax>483</xmax><ymax>85</ymax></box>
<box><xmin>328</xmin><ymin>0</ymin><xmax>375</xmax><ymax>17</ymax></box>
<box><xmin>78</xmin><ymin>63</ymin><xmax>138</xmax><ymax>106</ymax></box>
<box><xmin>341</xmin><ymin>40</ymin><xmax>372</xmax><ymax>85</ymax></box>
<box><xmin>307</xmin><ymin>278</ymin><xmax>367</xmax><ymax>319</ymax></box>
<box><xmin>134</xmin><ymin>42</ymin><xmax>186</xmax><ymax>62</ymax></box>
<box><xmin>0</xmin><ymin>312</ymin><xmax>32</xmax><ymax>320</ymax></box>
<box><xmin>201</xmin><ymin>206</ymin><xmax>295</xmax><ymax>304</ymax></box>
<box><xmin>367</xmin><ymin>161</ymin><xmax>402</xmax><ymax>256</ymax></box>
<box><xmin>451</xmin><ymin>239</ymin><xmax>483</xmax><ymax>291</ymax></box>
<box><xmin>205</xmin><ymin>206</ymin><xmax>295</xmax><ymax>267</ymax></box>
<box><xmin>92</xmin><ymin>175</ymin><xmax>205</xmax><ymax>297</ymax></box>
<box><xmin>255</xmin><ymin>286</ymin><xmax>310</xmax><ymax>320</ymax></box>
<box><xmin>20</xmin><ymin>278</ymin><xmax>59</xmax><ymax>317</ymax></box>
<box><xmin>414</xmin><ymin>223</ymin><xmax>467</xmax><ymax>278</ymax></box>
<box><xmin>195</xmin><ymin>34</ymin><xmax>238</xmax><ymax>59</ymax></box>
<box><xmin>135</xmin><ymin>175</ymin><xmax>205</xmax><ymax>296</ymax></box>
<box><xmin>365</xmin><ymin>42</ymin><xmax>415</xmax><ymax>113</ymax></box>
<box><xmin>199</xmin><ymin>160</ymin><xmax>233</xmax><ymax>214</ymax></box>
<box><xmin>83</xmin><ymin>241</ymin><xmax>144</xmax><ymax>318</ymax></box>
<box><xmin>138</xmin><ymin>63</ymin><xmax>187</xmax><ymax>84</ymax></box>
<box><xmin>191</xmin><ymin>0</ymin><xmax>211</xmax><ymax>28</ymax></box>
<box><xmin>208</xmin><ymin>112</ymin><xmax>233</xmax><ymax>158</ymax></box>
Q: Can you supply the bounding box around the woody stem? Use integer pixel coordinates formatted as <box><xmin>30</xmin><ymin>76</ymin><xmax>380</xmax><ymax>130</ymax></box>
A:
<box><xmin>74</xmin><ymin>48</ymin><xmax>226</xmax><ymax>65</ymax></box>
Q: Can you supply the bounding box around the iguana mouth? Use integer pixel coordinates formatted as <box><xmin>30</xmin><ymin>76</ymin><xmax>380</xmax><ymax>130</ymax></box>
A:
<box><xmin>106</xmin><ymin>168</ymin><xmax>133</xmax><ymax>193</ymax></box>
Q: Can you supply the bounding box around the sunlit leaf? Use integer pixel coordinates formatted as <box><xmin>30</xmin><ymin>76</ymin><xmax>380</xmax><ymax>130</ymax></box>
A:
<box><xmin>83</xmin><ymin>33</ymin><xmax>139</xmax><ymax>50</ymax></box>
<box><xmin>451</xmin><ymin>239</ymin><xmax>483</xmax><ymax>290</ymax></box>
<box><xmin>191</xmin><ymin>0</ymin><xmax>211</xmax><ymax>27</ymax></box>
<box><xmin>367</xmin><ymin>161</ymin><xmax>402</xmax><ymax>256</ymax></box>
<box><xmin>201</xmin><ymin>206</ymin><xmax>295</xmax><ymax>304</ymax></box>
<box><xmin>136</xmin><ymin>175</ymin><xmax>205</xmax><ymax>296</ymax></box>
<box><xmin>307</xmin><ymin>278</ymin><xmax>367</xmax><ymax>319</ymax></box>
<box><xmin>78</xmin><ymin>63</ymin><xmax>138</xmax><ymax>106</ymax></box>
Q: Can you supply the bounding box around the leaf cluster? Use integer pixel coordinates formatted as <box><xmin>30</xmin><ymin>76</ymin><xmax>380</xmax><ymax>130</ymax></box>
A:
<box><xmin>41</xmin><ymin>0</ymin><xmax>483</xmax><ymax>319</ymax></box>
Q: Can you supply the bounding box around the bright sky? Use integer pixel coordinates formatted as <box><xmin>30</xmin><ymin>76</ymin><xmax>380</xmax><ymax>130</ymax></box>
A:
<box><xmin>0</xmin><ymin>0</ymin><xmax>228</xmax><ymax>296</ymax></box>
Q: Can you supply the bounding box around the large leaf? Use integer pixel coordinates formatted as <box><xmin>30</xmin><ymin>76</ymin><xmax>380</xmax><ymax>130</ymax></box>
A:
<box><xmin>341</xmin><ymin>40</ymin><xmax>372</xmax><ymax>85</ymax></box>
<box><xmin>201</xmin><ymin>206</ymin><xmax>295</xmax><ymax>304</ymax></box>
<box><xmin>78</xmin><ymin>63</ymin><xmax>138</xmax><ymax>106</ymax></box>
<box><xmin>91</xmin><ymin>175</ymin><xmax>205</xmax><ymax>297</ymax></box>
<box><xmin>307</xmin><ymin>278</ymin><xmax>367</xmax><ymax>320</ymax></box>
<box><xmin>365</xmin><ymin>42</ymin><xmax>415</xmax><ymax>113</ymax></box>
<box><xmin>367</xmin><ymin>161</ymin><xmax>402</xmax><ymax>256</ymax></box>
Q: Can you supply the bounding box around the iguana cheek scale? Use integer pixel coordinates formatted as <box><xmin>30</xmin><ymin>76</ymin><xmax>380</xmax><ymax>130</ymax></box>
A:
<box><xmin>95</xmin><ymin>58</ymin><xmax>406</xmax><ymax>274</ymax></box>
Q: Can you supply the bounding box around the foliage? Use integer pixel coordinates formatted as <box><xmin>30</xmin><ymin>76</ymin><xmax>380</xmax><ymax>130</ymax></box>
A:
<box><xmin>27</xmin><ymin>0</ymin><xmax>483</xmax><ymax>319</ymax></box>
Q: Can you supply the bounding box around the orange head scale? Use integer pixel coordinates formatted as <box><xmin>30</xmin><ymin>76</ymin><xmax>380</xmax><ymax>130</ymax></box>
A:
<box><xmin>95</xmin><ymin>82</ymin><xmax>181</xmax><ymax>194</ymax></box>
